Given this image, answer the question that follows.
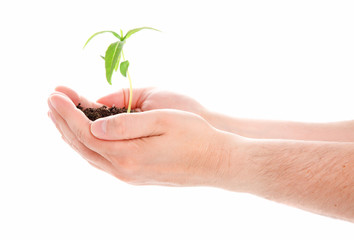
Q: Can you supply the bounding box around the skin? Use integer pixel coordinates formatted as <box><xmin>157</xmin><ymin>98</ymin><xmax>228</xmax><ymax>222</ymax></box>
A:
<box><xmin>48</xmin><ymin>86</ymin><xmax>354</xmax><ymax>222</ymax></box>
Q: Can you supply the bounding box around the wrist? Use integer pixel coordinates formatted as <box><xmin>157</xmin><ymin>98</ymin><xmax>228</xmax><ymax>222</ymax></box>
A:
<box><xmin>202</xmin><ymin>109</ymin><xmax>228</xmax><ymax>132</ymax></box>
<box><xmin>211</xmin><ymin>131</ymin><xmax>255</xmax><ymax>192</ymax></box>
<box><xmin>202</xmin><ymin>109</ymin><xmax>243</xmax><ymax>135</ymax></box>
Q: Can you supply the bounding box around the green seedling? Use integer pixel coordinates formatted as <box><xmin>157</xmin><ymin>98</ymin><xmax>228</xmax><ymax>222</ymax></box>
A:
<box><xmin>83</xmin><ymin>27</ymin><xmax>159</xmax><ymax>113</ymax></box>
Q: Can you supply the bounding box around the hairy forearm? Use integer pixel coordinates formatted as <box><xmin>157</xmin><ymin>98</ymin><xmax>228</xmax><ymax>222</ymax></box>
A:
<box><xmin>205</xmin><ymin>110</ymin><xmax>354</xmax><ymax>142</ymax></box>
<box><xmin>228</xmin><ymin>137</ymin><xmax>354</xmax><ymax>222</ymax></box>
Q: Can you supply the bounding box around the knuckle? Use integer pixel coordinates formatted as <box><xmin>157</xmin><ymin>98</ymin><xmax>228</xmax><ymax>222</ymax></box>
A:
<box><xmin>155</xmin><ymin>116</ymin><xmax>166</xmax><ymax>128</ymax></box>
<box><xmin>75</xmin><ymin>128</ymin><xmax>86</xmax><ymax>143</ymax></box>
<box><xmin>67</xmin><ymin>137</ymin><xmax>87</xmax><ymax>156</ymax></box>
<box><xmin>75</xmin><ymin>127</ymin><xmax>95</xmax><ymax>147</ymax></box>
<box><xmin>114</xmin><ymin>156</ymin><xmax>139</xmax><ymax>174</ymax></box>
<box><xmin>112</xmin><ymin>153</ymin><xmax>145</xmax><ymax>178</ymax></box>
<box><xmin>111</xmin><ymin>163</ymin><xmax>142</xmax><ymax>185</ymax></box>
<box><xmin>71</xmin><ymin>139</ymin><xmax>83</xmax><ymax>153</ymax></box>
<box><xmin>110</xmin><ymin>115</ymin><xmax>128</xmax><ymax>138</ymax></box>
<box><xmin>108</xmin><ymin>153</ymin><xmax>145</xmax><ymax>186</ymax></box>
<box><xmin>156</xmin><ymin>112</ymin><xmax>170</xmax><ymax>126</ymax></box>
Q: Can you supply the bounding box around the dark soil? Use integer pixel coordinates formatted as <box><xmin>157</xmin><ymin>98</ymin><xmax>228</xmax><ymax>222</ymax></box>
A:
<box><xmin>77</xmin><ymin>103</ymin><xmax>134</xmax><ymax>121</ymax></box>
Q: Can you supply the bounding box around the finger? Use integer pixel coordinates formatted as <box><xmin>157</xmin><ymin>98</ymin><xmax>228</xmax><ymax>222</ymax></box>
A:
<box><xmin>90</xmin><ymin>110</ymin><xmax>169</xmax><ymax>140</ymax></box>
<box><xmin>54</xmin><ymin>86</ymin><xmax>102</xmax><ymax>108</ymax></box>
<box><xmin>48</xmin><ymin>94</ymin><xmax>128</xmax><ymax>155</ymax></box>
<box><xmin>49</xmin><ymin>93</ymin><xmax>103</xmax><ymax>151</ymax></box>
<box><xmin>49</xmin><ymin>101</ymin><xmax>114</xmax><ymax>173</ymax></box>
<box><xmin>96</xmin><ymin>87</ymin><xmax>154</xmax><ymax>109</ymax></box>
<box><xmin>61</xmin><ymin>133</ymin><xmax>115</xmax><ymax>176</ymax></box>
<box><xmin>48</xmin><ymin>110</ymin><xmax>63</xmax><ymax>136</ymax></box>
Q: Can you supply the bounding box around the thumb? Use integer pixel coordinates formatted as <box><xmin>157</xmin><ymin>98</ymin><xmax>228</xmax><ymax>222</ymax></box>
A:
<box><xmin>90</xmin><ymin>110</ymin><xmax>167</xmax><ymax>140</ymax></box>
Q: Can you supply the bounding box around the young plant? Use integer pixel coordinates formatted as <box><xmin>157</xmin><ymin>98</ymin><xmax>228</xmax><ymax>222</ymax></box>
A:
<box><xmin>83</xmin><ymin>27</ymin><xmax>159</xmax><ymax>113</ymax></box>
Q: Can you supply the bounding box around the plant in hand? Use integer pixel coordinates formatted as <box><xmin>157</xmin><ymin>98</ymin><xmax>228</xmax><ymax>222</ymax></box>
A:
<box><xmin>81</xmin><ymin>27</ymin><xmax>159</xmax><ymax>120</ymax></box>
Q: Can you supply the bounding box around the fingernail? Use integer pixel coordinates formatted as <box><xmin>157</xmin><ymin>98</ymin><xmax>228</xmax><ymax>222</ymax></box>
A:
<box><xmin>48</xmin><ymin>111</ymin><xmax>56</xmax><ymax>125</ymax></box>
<box><xmin>49</xmin><ymin>95</ymin><xmax>58</xmax><ymax>110</ymax></box>
<box><xmin>91</xmin><ymin>119</ymin><xmax>107</xmax><ymax>138</ymax></box>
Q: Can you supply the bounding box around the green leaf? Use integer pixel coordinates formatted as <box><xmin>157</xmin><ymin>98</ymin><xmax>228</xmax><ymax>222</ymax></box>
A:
<box><xmin>100</xmin><ymin>55</ymin><xmax>105</xmax><ymax>60</ymax></box>
<box><xmin>120</xmin><ymin>60</ymin><xmax>130</xmax><ymax>77</ymax></box>
<box><xmin>83</xmin><ymin>31</ymin><xmax>121</xmax><ymax>48</ymax></box>
<box><xmin>122</xmin><ymin>27</ymin><xmax>160</xmax><ymax>40</ymax></box>
<box><xmin>114</xmin><ymin>53</ymin><xmax>121</xmax><ymax>72</ymax></box>
<box><xmin>105</xmin><ymin>41</ymin><xmax>125</xmax><ymax>84</ymax></box>
<box><xmin>120</xmin><ymin>29</ymin><xmax>124</xmax><ymax>39</ymax></box>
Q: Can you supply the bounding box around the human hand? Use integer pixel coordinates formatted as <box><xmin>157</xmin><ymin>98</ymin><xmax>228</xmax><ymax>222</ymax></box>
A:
<box><xmin>95</xmin><ymin>87</ymin><xmax>208</xmax><ymax>118</ymax></box>
<box><xmin>53</xmin><ymin>86</ymin><xmax>233</xmax><ymax>134</ymax></box>
<box><xmin>48</xmin><ymin>91</ymin><xmax>246</xmax><ymax>188</ymax></box>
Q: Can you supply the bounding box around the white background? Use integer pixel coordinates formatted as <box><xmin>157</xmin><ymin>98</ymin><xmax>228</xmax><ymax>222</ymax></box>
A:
<box><xmin>1</xmin><ymin>0</ymin><xmax>353</xmax><ymax>239</ymax></box>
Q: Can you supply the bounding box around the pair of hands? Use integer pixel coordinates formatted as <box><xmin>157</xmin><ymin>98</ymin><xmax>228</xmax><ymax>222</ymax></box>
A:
<box><xmin>48</xmin><ymin>86</ymin><xmax>244</xmax><ymax>189</ymax></box>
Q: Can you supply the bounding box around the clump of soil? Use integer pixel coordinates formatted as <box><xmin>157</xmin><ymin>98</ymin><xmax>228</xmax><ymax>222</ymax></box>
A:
<box><xmin>77</xmin><ymin>103</ymin><xmax>134</xmax><ymax>121</ymax></box>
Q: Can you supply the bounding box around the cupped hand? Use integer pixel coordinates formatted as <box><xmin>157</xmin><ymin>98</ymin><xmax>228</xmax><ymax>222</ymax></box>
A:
<box><xmin>47</xmin><ymin>90</ymin><xmax>243</xmax><ymax>188</ymax></box>
<box><xmin>53</xmin><ymin>85</ymin><xmax>211</xmax><ymax>128</ymax></box>
<box><xmin>96</xmin><ymin>87</ymin><xmax>207</xmax><ymax>117</ymax></box>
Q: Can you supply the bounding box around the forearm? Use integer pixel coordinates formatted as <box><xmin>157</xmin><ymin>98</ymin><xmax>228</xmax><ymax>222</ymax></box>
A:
<box><xmin>205</xmin><ymin>110</ymin><xmax>354</xmax><ymax>142</ymax></box>
<box><xmin>227</xmin><ymin>137</ymin><xmax>354</xmax><ymax>222</ymax></box>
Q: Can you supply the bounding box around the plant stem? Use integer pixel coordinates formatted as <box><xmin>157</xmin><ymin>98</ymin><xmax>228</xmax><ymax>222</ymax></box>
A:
<box><xmin>121</xmin><ymin>51</ymin><xmax>133</xmax><ymax>113</ymax></box>
<box><xmin>126</xmin><ymin>70</ymin><xmax>133</xmax><ymax>113</ymax></box>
